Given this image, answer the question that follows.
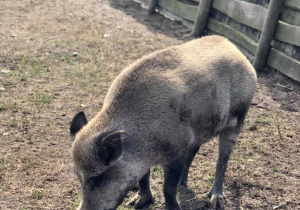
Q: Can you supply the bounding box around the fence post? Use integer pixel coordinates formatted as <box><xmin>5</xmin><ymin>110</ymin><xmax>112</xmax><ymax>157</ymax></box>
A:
<box><xmin>253</xmin><ymin>0</ymin><xmax>283</xmax><ymax>70</ymax></box>
<box><xmin>191</xmin><ymin>0</ymin><xmax>212</xmax><ymax>36</ymax></box>
<box><xmin>148</xmin><ymin>0</ymin><xmax>158</xmax><ymax>13</ymax></box>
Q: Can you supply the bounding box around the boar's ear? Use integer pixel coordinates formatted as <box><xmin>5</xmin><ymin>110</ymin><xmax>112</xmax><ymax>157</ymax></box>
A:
<box><xmin>98</xmin><ymin>130</ymin><xmax>127</xmax><ymax>166</ymax></box>
<box><xmin>70</xmin><ymin>111</ymin><xmax>88</xmax><ymax>137</ymax></box>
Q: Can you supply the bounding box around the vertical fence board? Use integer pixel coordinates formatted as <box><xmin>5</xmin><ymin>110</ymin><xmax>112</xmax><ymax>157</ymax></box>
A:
<box><xmin>148</xmin><ymin>0</ymin><xmax>158</xmax><ymax>13</ymax></box>
<box><xmin>253</xmin><ymin>0</ymin><xmax>284</xmax><ymax>70</ymax></box>
<box><xmin>191</xmin><ymin>0</ymin><xmax>212</xmax><ymax>36</ymax></box>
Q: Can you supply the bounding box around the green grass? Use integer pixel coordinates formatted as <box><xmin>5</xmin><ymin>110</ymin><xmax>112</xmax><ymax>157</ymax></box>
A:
<box><xmin>234</xmin><ymin>157</ymin><xmax>244</xmax><ymax>165</ymax></box>
<box><xmin>60</xmin><ymin>53</ymin><xmax>75</xmax><ymax>65</ymax></box>
<box><xmin>9</xmin><ymin>71</ymin><xmax>28</xmax><ymax>82</ymax></box>
<box><xmin>26</xmin><ymin>59</ymin><xmax>49</xmax><ymax>75</ymax></box>
<box><xmin>10</xmin><ymin>121</ymin><xmax>18</xmax><ymax>128</ymax></box>
<box><xmin>74</xmin><ymin>196</ymin><xmax>81</xmax><ymax>208</ymax></box>
<box><xmin>22</xmin><ymin>109</ymin><xmax>30</xmax><ymax>115</ymax></box>
<box><xmin>256</xmin><ymin>115</ymin><xmax>272</xmax><ymax>126</ymax></box>
<box><xmin>0</xmin><ymin>105</ymin><xmax>6</xmax><ymax>111</ymax></box>
<box><xmin>255</xmin><ymin>146</ymin><xmax>266</xmax><ymax>155</ymax></box>
<box><xmin>22</xmin><ymin>117</ymin><xmax>30</xmax><ymax>127</ymax></box>
<box><xmin>1</xmin><ymin>184</ymin><xmax>6</xmax><ymax>191</ymax></box>
<box><xmin>10</xmin><ymin>102</ymin><xmax>18</xmax><ymax>113</ymax></box>
<box><xmin>32</xmin><ymin>189</ymin><xmax>43</xmax><ymax>200</ymax></box>
<box><xmin>30</xmin><ymin>92</ymin><xmax>52</xmax><ymax>105</ymax></box>
<box><xmin>208</xmin><ymin>175</ymin><xmax>214</xmax><ymax>183</ymax></box>
<box><xmin>151</xmin><ymin>166</ymin><xmax>164</xmax><ymax>178</ymax></box>
<box><xmin>3</xmin><ymin>80</ymin><xmax>14</xmax><ymax>88</ymax></box>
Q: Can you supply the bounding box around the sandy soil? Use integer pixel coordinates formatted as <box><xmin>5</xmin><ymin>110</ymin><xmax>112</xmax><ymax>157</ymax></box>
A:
<box><xmin>0</xmin><ymin>0</ymin><xmax>299</xmax><ymax>209</ymax></box>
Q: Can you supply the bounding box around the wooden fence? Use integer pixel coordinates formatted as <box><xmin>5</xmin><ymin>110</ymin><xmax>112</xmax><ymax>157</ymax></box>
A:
<box><xmin>135</xmin><ymin>0</ymin><xmax>300</xmax><ymax>82</ymax></box>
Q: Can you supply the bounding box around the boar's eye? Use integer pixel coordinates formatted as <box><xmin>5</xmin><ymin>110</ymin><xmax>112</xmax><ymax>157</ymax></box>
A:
<box><xmin>87</xmin><ymin>174</ymin><xmax>103</xmax><ymax>191</ymax></box>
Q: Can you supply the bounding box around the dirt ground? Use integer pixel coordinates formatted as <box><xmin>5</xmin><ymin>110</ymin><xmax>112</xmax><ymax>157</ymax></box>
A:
<box><xmin>0</xmin><ymin>0</ymin><xmax>299</xmax><ymax>209</ymax></box>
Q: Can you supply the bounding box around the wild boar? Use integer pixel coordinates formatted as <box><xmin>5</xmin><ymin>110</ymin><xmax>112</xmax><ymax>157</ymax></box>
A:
<box><xmin>70</xmin><ymin>35</ymin><xmax>257</xmax><ymax>210</ymax></box>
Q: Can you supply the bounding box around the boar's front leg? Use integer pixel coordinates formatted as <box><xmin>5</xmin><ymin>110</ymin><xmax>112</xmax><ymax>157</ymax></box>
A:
<box><xmin>163</xmin><ymin>158</ymin><xmax>184</xmax><ymax>210</ymax></box>
<box><xmin>180</xmin><ymin>145</ymin><xmax>200</xmax><ymax>187</ymax></box>
<box><xmin>127</xmin><ymin>170</ymin><xmax>153</xmax><ymax>209</ymax></box>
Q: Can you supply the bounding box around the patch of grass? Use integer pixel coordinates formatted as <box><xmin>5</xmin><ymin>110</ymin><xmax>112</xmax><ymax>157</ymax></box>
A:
<box><xmin>22</xmin><ymin>109</ymin><xmax>30</xmax><ymax>115</ymax></box>
<box><xmin>1</xmin><ymin>184</ymin><xmax>6</xmax><ymax>191</ymax></box>
<box><xmin>256</xmin><ymin>115</ymin><xmax>272</xmax><ymax>126</ymax></box>
<box><xmin>27</xmin><ymin>59</ymin><xmax>49</xmax><ymax>75</ymax></box>
<box><xmin>208</xmin><ymin>175</ymin><xmax>214</xmax><ymax>183</ymax></box>
<box><xmin>0</xmin><ymin>105</ymin><xmax>6</xmax><ymax>111</ymax></box>
<box><xmin>151</xmin><ymin>166</ymin><xmax>163</xmax><ymax>178</ymax></box>
<box><xmin>9</xmin><ymin>71</ymin><xmax>28</xmax><ymax>82</ymax></box>
<box><xmin>60</xmin><ymin>53</ymin><xmax>75</xmax><ymax>65</ymax></box>
<box><xmin>32</xmin><ymin>189</ymin><xmax>43</xmax><ymax>200</ymax></box>
<box><xmin>17</xmin><ymin>57</ymin><xmax>51</xmax><ymax>79</ymax></box>
<box><xmin>255</xmin><ymin>146</ymin><xmax>266</xmax><ymax>155</ymax></box>
<box><xmin>0</xmin><ymin>158</ymin><xmax>7</xmax><ymax>168</ymax></box>
<box><xmin>10</xmin><ymin>121</ymin><xmax>18</xmax><ymax>128</ymax></box>
<box><xmin>235</xmin><ymin>157</ymin><xmax>244</xmax><ymax>165</ymax></box>
<box><xmin>30</xmin><ymin>92</ymin><xmax>52</xmax><ymax>105</ymax></box>
<box><xmin>10</xmin><ymin>102</ymin><xmax>18</xmax><ymax>113</ymax></box>
<box><xmin>200</xmin><ymin>160</ymin><xmax>207</xmax><ymax>168</ymax></box>
<box><xmin>79</xmin><ymin>81</ymin><xmax>88</xmax><ymax>88</ymax></box>
<box><xmin>74</xmin><ymin>199</ymin><xmax>80</xmax><ymax>208</ymax></box>
<box><xmin>22</xmin><ymin>117</ymin><xmax>30</xmax><ymax>127</ymax></box>
<box><xmin>3</xmin><ymin>80</ymin><xmax>14</xmax><ymax>88</ymax></box>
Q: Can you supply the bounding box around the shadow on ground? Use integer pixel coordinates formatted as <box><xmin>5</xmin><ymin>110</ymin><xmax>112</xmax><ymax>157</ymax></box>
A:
<box><xmin>108</xmin><ymin>0</ymin><xmax>192</xmax><ymax>40</ymax></box>
<box><xmin>257</xmin><ymin>70</ymin><xmax>300</xmax><ymax>113</ymax></box>
<box><xmin>178</xmin><ymin>186</ymin><xmax>212</xmax><ymax>210</ymax></box>
<box><xmin>178</xmin><ymin>177</ymin><xmax>245</xmax><ymax>210</ymax></box>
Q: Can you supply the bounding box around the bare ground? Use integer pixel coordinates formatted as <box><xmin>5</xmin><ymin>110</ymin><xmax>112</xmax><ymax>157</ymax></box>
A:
<box><xmin>0</xmin><ymin>0</ymin><xmax>299</xmax><ymax>209</ymax></box>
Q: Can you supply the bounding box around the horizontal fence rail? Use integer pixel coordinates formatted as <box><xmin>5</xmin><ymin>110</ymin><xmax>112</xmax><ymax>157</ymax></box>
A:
<box><xmin>207</xmin><ymin>19</ymin><xmax>258</xmax><ymax>54</ymax></box>
<box><xmin>157</xmin><ymin>0</ymin><xmax>198</xmax><ymax>21</ymax></box>
<box><xmin>275</xmin><ymin>21</ymin><xmax>300</xmax><ymax>47</ymax></box>
<box><xmin>212</xmin><ymin>0</ymin><xmax>267</xmax><ymax>31</ymax></box>
<box><xmin>136</xmin><ymin>0</ymin><xmax>300</xmax><ymax>82</ymax></box>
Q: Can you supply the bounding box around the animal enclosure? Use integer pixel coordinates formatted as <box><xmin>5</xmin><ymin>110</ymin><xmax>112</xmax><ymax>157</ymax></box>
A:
<box><xmin>137</xmin><ymin>0</ymin><xmax>300</xmax><ymax>82</ymax></box>
<box><xmin>0</xmin><ymin>0</ymin><xmax>299</xmax><ymax>209</ymax></box>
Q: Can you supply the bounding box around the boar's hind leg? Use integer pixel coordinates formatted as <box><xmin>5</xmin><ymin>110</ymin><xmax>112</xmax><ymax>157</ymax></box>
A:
<box><xmin>127</xmin><ymin>170</ymin><xmax>153</xmax><ymax>209</ymax></box>
<box><xmin>209</xmin><ymin>116</ymin><xmax>245</xmax><ymax>209</ymax></box>
<box><xmin>163</xmin><ymin>158</ymin><xmax>184</xmax><ymax>210</ymax></box>
<box><xmin>180</xmin><ymin>145</ymin><xmax>200</xmax><ymax>187</ymax></box>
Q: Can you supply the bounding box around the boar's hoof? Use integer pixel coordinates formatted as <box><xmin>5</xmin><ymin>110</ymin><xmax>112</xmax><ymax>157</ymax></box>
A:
<box><xmin>210</xmin><ymin>194</ymin><xmax>225</xmax><ymax>210</ymax></box>
<box><xmin>126</xmin><ymin>193</ymin><xmax>153</xmax><ymax>209</ymax></box>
